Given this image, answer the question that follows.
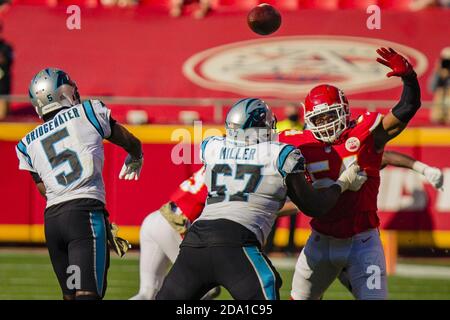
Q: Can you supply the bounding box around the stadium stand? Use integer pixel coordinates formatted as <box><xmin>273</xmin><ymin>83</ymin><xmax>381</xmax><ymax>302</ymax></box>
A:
<box><xmin>9</xmin><ymin>0</ymin><xmax>417</xmax><ymax>10</ymax></box>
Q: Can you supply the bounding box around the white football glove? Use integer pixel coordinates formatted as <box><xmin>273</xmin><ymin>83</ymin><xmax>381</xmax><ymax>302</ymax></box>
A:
<box><xmin>413</xmin><ymin>161</ymin><xmax>444</xmax><ymax>191</ymax></box>
<box><xmin>424</xmin><ymin>166</ymin><xmax>444</xmax><ymax>190</ymax></box>
<box><xmin>119</xmin><ymin>154</ymin><xmax>143</xmax><ymax>180</ymax></box>
<box><xmin>335</xmin><ymin>165</ymin><xmax>368</xmax><ymax>193</ymax></box>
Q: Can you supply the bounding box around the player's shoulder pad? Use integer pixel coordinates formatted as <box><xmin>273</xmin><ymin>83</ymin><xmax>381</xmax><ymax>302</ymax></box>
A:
<box><xmin>16</xmin><ymin>139</ymin><xmax>33</xmax><ymax>167</ymax></box>
<box><xmin>201</xmin><ymin>135</ymin><xmax>222</xmax><ymax>151</ymax></box>
<box><xmin>355</xmin><ymin>111</ymin><xmax>383</xmax><ymax>133</ymax></box>
<box><xmin>200</xmin><ymin>135</ymin><xmax>223</xmax><ymax>161</ymax></box>
<box><xmin>80</xmin><ymin>99</ymin><xmax>110</xmax><ymax>138</ymax></box>
<box><xmin>278</xmin><ymin>129</ymin><xmax>313</xmax><ymax>147</ymax></box>
<box><xmin>278</xmin><ymin>129</ymin><xmax>303</xmax><ymax>140</ymax></box>
<box><xmin>277</xmin><ymin>144</ymin><xmax>305</xmax><ymax>178</ymax></box>
<box><xmin>89</xmin><ymin>99</ymin><xmax>108</xmax><ymax>110</ymax></box>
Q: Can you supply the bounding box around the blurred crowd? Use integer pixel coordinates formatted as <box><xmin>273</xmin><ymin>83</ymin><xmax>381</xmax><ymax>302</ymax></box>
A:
<box><xmin>3</xmin><ymin>0</ymin><xmax>449</xmax><ymax>18</ymax></box>
<box><xmin>0</xmin><ymin>22</ymin><xmax>12</xmax><ymax>121</ymax></box>
<box><xmin>0</xmin><ymin>0</ymin><xmax>448</xmax><ymax>122</ymax></box>
<box><xmin>429</xmin><ymin>48</ymin><xmax>450</xmax><ymax>125</ymax></box>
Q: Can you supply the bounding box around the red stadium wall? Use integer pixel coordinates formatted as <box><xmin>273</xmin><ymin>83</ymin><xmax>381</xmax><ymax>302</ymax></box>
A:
<box><xmin>1</xmin><ymin>123</ymin><xmax>450</xmax><ymax>248</ymax></box>
<box><xmin>1</xmin><ymin>6</ymin><xmax>450</xmax><ymax>248</ymax></box>
<box><xmin>2</xmin><ymin>6</ymin><xmax>449</xmax><ymax>102</ymax></box>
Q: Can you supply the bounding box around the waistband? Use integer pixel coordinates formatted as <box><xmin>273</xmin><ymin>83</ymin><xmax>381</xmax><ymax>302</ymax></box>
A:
<box><xmin>311</xmin><ymin>228</ymin><xmax>379</xmax><ymax>241</ymax></box>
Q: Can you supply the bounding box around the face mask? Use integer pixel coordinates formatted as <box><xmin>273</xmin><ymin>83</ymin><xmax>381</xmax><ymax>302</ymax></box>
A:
<box><xmin>288</xmin><ymin>114</ymin><xmax>299</xmax><ymax>122</ymax></box>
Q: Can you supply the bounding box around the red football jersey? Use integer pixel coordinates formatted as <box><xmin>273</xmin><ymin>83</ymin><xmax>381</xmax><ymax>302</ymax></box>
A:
<box><xmin>279</xmin><ymin>112</ymin><xmax>384</xmax><ymax>238</ymax></box>
<box><xmin>169</xmin><ymin>167</ymin><xmax>207</xmax><ymax>223</ymax></box>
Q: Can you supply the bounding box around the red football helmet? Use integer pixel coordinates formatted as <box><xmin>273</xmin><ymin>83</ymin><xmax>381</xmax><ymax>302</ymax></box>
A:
<box><xmin>303</xmin><ymin>84</ymin><xmax>350</xmax><ymax>143</ymax></box>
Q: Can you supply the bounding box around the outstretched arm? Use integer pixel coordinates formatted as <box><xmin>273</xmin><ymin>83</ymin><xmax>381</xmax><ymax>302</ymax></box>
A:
<box><xmin>285</xmin><ymin>173</ymin><xmax>341</xmax><ymax>218</ymax></box>
<box><xmin>372</xmin><ymin>48</ymin><xmax>421</xmax><ymax>151</ymax></box>
<box><xmin>107</xmin><ymin>123</ymin><xmax>143</xmax><ymax>180</ymax></box>
<box><xmin>107</xmin><ymin>123</ymin><xmax>142</xmax><ymax>159</ymax></box>
<box><xmin>381</xmin><ymin>150</ymin><xmax>444</xmax><ymax>190</ymax></box>
<box><xmin>285</xmin><ymin>165</ymin><xmax>367</xmax><ymax>218</ymax></box>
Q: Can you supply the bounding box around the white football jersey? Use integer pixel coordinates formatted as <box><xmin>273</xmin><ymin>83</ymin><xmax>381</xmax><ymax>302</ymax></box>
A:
<box><xmin>16</xmin><ymin>100</ymin><xmax>112</xmax><ymax>208</ymax></box>
<box><xmin>197</xmin><ymin>136</ymin><xmax>304</xmax><ymax>245</ymax></box>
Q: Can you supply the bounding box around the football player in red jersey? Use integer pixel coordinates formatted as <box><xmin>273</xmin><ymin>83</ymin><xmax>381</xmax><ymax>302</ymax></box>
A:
<box><xmin>279</xmin><ymin>47</ymin><xmax>423</xmax><ymax>300</ymax></box>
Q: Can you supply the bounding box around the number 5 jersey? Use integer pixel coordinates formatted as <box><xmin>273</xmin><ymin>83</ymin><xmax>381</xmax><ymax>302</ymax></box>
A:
<box><xmin>278</xmin><ymin>111</ymin><xmax>384</xmax><ymax>238</ymax></box>
<box><xmin>197</xmin><ymin>136</ymin><xmax>303</xmax><ymax>245</ymax></box>
<box><xmin>15</xmin><ymin>100</ymin><xmax>112</xmax><ymax>208</ymax></box>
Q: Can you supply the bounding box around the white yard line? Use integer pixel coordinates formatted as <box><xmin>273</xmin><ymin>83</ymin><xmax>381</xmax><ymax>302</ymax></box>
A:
<box><xmin>395</xmin><ymin>264</ymin><xmax>450</xmax><ymax>280</ymax></box>
<box><xmin>270</xmin><ymin>257</ymin><xmax>450</xmax><ymax>280</ymax></box>
<box><xmin>1</xmin><ymin>251</ymin><xmax>449</xmax><ymax>280</ymax></box>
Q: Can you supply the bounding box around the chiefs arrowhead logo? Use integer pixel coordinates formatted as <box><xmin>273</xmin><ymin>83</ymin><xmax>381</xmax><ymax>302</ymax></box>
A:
<box><xmin>345</xmin><ymin>137</ymin><xmax>361</xmax><ymax>152</ymax></box>
<box><xmin>183</xmin><ymin>35</ymin><xmax>427</xmax><ymax>98</ymax></box>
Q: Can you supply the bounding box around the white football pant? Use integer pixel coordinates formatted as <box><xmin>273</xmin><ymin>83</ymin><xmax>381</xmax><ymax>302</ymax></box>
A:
<box><xmin>291</xmin><ymin>228</ymin><xmax>387</xmax><ymax>300</ymax></box>
<box><xmin>130</xmin><ymin>210</ymin><xmax>182</xmax><ymax>300</ymax></box>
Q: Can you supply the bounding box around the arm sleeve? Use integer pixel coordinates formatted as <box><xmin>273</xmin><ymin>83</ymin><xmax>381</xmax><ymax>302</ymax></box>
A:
<box><xmin>354</xmin><ymin>112</ymin><xmax>384</xmax><ymax>135</ymax></box>
<box><xmin>276</xmin><ymin>145</ymin><xmax>305</xmax><ymax>178</ymax></box>
<box><xmin>16</xmin><ymin>141</ymin><xmax>36</xmax><ymax>173</ymax></box>
<box><xmin>391</xmin><ymin>74</ymin><xmax>421</xmax><ymax>123</ymax></box>
<box><xmin>81</xmin><ymin>99</ymin><xmax>113</xmax><ymax>139</ymax></box>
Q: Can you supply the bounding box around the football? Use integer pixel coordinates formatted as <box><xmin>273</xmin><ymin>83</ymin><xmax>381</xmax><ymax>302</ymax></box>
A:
<box><xmin>247</xmin><ymin>3</ymin><xmax>282</xmax><ymax>36</ymax></box>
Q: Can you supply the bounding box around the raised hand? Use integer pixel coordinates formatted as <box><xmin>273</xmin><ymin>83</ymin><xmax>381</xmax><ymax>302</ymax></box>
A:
<box><xmin>376</xmin><ymin>47</ymin><xmax>414</xmax><ymax>78</ymax></box>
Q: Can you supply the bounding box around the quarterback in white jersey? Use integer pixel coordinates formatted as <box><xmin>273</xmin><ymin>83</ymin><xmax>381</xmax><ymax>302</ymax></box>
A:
<box><xmin>17</xmin><ymin>99</ymin><xmax>111</xmax><ymax>208</ymax></box>
<box><xmin>157</xmin><ymin>98</ymin><xmax>368</xmax><ymax>300</ymax></box>
<box><xmin>16</xmin><ymin>68</ymin><xmax>143</xmax><ymax>300</ymax></box>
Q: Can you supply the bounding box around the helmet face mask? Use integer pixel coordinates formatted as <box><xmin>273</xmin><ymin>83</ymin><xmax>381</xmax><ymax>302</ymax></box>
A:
<box><xmin>29</xmin><ymin>68</ymin><xmax>81</xmax><ymax>118</ymax></box>
<box><xmin>303</xmin><ymin>84</ymin><xmax>350</xmax><ymax>144</ymax></box>
<box><xmin>225</xmin><ymin>98</ymin><xmax>277</xmax><ymax>145</ymax></box>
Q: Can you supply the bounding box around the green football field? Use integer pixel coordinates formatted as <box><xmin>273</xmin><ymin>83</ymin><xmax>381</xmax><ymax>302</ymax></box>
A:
<box><xmin>0</xmin><ymin>249</ymin><xmax>449</xmax><ymax>300</ymax></box>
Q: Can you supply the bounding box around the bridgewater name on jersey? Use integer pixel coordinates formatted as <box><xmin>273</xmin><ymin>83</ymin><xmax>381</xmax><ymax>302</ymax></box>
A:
<box><xmin>169</xmin><ymin>166</ymin><xmax>208</xmax><ymax>223</ymax></box>
<box><xmin>279</xmin><ymin>112</ymin><xmax>383</xmax><ymax>238</ymax></box>
<box><xmin>16</xmin><ymin>100</ymin><xmax>112</xmax><ymax>208</ymax></box>
<box><xmin>197</xmin><ymin>136</ymin><xmax>303</xmax><ymax>245</ymax></box>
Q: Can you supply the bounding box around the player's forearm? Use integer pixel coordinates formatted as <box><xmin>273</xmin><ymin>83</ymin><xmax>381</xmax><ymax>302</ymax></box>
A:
<box><xmin>125</xmin><ymin>136</ymin><xmax>143</xmax><ymax>160</ymax></box>
<box><xmin>285</xmin><ymin>174</ymin><xmax>340</xmax><ymax>218</ymax></box>
<box><xmin>374</xmin><ymin>75</ymin><xmax>421</xmax><ymax>149</ymax></box>
<box><xmin>381</xmin><ymin>150</ymin><xmax>416</xmax><ymax>170</ymax></box>
<box><xmin>392</xmin><ymin>73</ymin><xmax>421</xmax><ymax>124</ymax></box>
<box><xmin>108</xmin><ymin>124</ymin><xmax>143</xmax><ymax>159</ymax></box>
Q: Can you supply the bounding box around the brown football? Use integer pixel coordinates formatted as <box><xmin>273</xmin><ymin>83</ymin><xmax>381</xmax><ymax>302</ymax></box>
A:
<box><xmin>247</xmin><ymin>3</ymin><xmax>282</xmax><ymax>36</ymax></box>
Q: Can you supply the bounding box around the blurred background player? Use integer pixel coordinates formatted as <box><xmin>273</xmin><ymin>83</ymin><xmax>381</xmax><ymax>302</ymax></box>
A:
<box><xmin>156</xmin><ymin>98</ymin><xmax>368</xmax><ymax>300</ymax></box>
<box><xmin>0</xmin><ymin>22</ymin><xmax>12</xmax><ymax>120</ymax></box>
<box><xmin>429</xmin><ymin>47</ymin><xmax>450</xmax><ymax>125</ymax></box>
<box><xmin>381</xmin><ymin>150</ymin><xmax>443</xmax><ymax>189</ymax></box>
<box><xmin>16</xmin><ymin>68</ymin><xmax>143</xmax><ymax>300</ymax></box>
<box><xmin>279</xmin><ymin>47</ymin><xmax>422</xmax><ymax>300</ymax></box>
<box><xmin>276</xmin><ymin>103</ymin><xmax>304</xmax><ymax>132</ymax></box>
